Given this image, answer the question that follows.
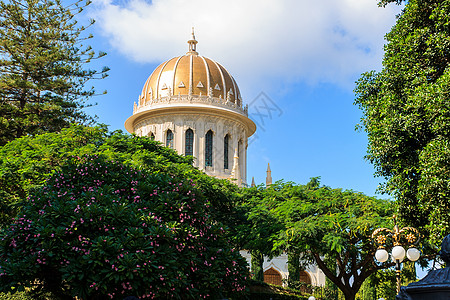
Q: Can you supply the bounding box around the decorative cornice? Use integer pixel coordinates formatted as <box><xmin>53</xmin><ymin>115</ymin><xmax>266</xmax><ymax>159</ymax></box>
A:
<box><xmin>133</xmin><ymin>94</ymin><xmax>248</xmax><ymax>116</ymax></box>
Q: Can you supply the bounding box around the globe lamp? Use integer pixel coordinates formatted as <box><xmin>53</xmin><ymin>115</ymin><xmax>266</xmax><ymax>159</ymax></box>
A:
<box><xmin>392</xmin><ymin>245</ymin><xmax>406</xmax><ymax>260</ymax></box>
<box><xmin>406</xmin><ymin>247</ymin><xmax>421</xmax><ymax>262</ymax></box>
<box><xmin>375</xmin><ymin>248</ymin><xmax>389</xmax><ymax>263</ymax></box>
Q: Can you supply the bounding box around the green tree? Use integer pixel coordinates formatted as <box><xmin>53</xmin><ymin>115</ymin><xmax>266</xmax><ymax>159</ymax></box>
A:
<box><xmin>354</xmin><ymin>0</ymin><xmax>450</xmax><ymax>244</ymax></box>
<box><xmin>287</xmin><ymin>252</ymin><xmax>300</xmax><ymax>286</ymax></box>
<box><xmin>250</xmin><ymin>250</ymin><xmax>264</xmax><ymax>281</ymax></box>
<box><xmin>324</xmin><ymin>255</ymin><xmax>340</xmax><ymax>300</ymax></box>
<box><xmin>0</xmin><ymin>125</ymin><xmax>241</xmax><ymax>232</ymax></box>
<box><xmin>357</xmin><ymin>274</ymin><xmax>376</xmax><ymax>300</ymax></box>
<box><xmin>273</xmin><ymin>180</ymin><xmax>394</xmax><ymax>300</ymax></box>
<box><xmin>0</xmin><ymin>0</ymin><xmax>108</xmax><ymax>145</ymax></box>
<box><xmin>0</xmin><ymin>156</ymin><xmax>248</xmax><ymax>299</ymax></box>
<box><xmin>365</xmin><ymin>263</ymin><xmax>416</xmax><ymax>300</ymax></box>
<box><xmin>237</xmin><ymin>184</ymin><xmax>287</xmax><ymax>281</ymax></box>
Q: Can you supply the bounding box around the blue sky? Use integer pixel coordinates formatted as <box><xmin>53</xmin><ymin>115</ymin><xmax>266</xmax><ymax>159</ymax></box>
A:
<box><xmin>84</xmin><ymin>0</ymin><xmax>403</xmax><ymax>197</ymax></box>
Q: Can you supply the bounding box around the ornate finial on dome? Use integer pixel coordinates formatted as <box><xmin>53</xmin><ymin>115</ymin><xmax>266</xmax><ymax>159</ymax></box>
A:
<box><xmin>187</xmin><ymin>27</ymin><xmax>198</xmax><ymax>55</ymax></box>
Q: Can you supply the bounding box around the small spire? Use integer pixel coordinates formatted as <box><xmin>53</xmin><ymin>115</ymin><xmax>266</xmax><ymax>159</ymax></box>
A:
<box><xmin>251</xmin><ymin>177</ymin><xmax>256</xmax><ymax>187</ymax></box>
<box><xmin>187</xmin><ymin>27</ymin><xmax>198</xmax><ymax>55</ymax></box>
<box><xmin>230</xmin><ymin>148</ymin><xmax>241</xmax><ymax>186</ymax></box>
<box><xmin>266</xmin><ymin>163</ymin><xmax>272</xmax><ymax>188</ymax></box>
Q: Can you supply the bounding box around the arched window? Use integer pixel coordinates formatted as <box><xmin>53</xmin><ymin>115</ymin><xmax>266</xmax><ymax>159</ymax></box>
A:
<box><xmin>224</xmin><ymin>134</ymin><xmax>229</xmax><ymax>169</ymax></box>
<box><xmin>205</xmin><ymin>130</ymin><xmax>213</xmax><ymax>167</ymax></box>
<box><xmin>299</xmin><ymin>271</ymin><xmax>311</xmax><ymax>284</ymax></box>
<box><xmin>299</xmin><ymin>271</ymin><xmax>312</xmax><ymax>293</ymax></box>
<box><xmin>264</xmin><ymin>268</ymin><xmax>282</xmax><ymax>286</ymax></box>
<box><xmin>166</xmin><ymin>129</ymin><xmax>174</xmax><ymax>148</ymax></box>
<box><xmin>185</xmin><ymin>129</ymin><xmax>194</xmax><ymax>156</ymax></box>
<box><xmin>238</xmin><ymin>139</ymin><xmax>243</xmax><ymax>170</ymax></box>
<box><xmin>238</xmin><ymin>139</ymin><xmax>242</xmax><ymax>157</ymax></box>
<box><xmin>149</xmin><ymin>132</ymin><xmax>155</xmax><ymax>140</ymax></box>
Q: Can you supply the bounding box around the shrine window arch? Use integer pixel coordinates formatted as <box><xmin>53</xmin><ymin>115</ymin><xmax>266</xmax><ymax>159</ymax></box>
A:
<box><xmin>263</xmin><ymin>267</ymin><xmax>282</xmax><ymax>286</ymax></box>
<box><xmin>185</xmin><ymin>128</ymin><xmax>194</xmax><ymax>156</ymax></box>
<box><xmin>224</xmin><ymin>133</ymin><xmax>230</xmax><ymax>169</ymax></box>
<box><xmin>205</xmin><ymin>130</ymin><xmax>214</xmax><ymax>167</ymax></box>
<box><xmin>166</xmin><ymin>129</ymin><xmax>174</xmax><ymax>148</ymax></box>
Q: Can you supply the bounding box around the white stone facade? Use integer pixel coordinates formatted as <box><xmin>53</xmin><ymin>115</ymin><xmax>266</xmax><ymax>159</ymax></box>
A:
<box><xmin>130</xmin><ymin>110</ymin><xmax>250</xmax><ymax>183</ymax></box>
<box><xmin>239</xmin><ymin>251</ymin><xmax>326</xmax><ymax>287</ymax></box>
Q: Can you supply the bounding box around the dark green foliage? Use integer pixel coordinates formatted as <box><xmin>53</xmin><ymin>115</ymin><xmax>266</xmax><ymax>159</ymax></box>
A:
<box><xmin>378</xmin><ymin>0</ymin><xmax>404</xmax><ymax>7</ymax></box>
<box><xmin>368</xmin><ymin>263</ymin><xmax>416</xmax><ymax>300</ymax></box>
<box><xmin>283</xmin><ymin>282</ymin><xmax>340</xmax><ymax>300</ymax></box>
<box><xmin>250</xmin><ymin>251</ymin><xmax>264</xmax><ymax>281</ymax></box>
<box><xmin>287</xmin><ymin>252</ymin><xmax>300</xmax><ymax>287</ymax></box>
<box><xmin>322</xmin><ymin>282</ymin><xmax>340</xmax><ymax>300</ymax></box>
<box><xmin>357</xmin><ymin>254</ymin><xmax>417</xmax><ymax>299</ymax></box>
<box><xmin>237</xmin><ymin>183</ymin><xmax>289</xmax><ymax>256</ymax></box>
<box><xmin>0</xmin><ymin>292</ymin><xmax>32</xmax><ymax>299</ymax></box>
<box><xmin>354</xmin><ymin>0</ymin><xmax>450</xmax><ymax>244</ymax></box>
<box><xmin>324</xmin><ymin>255</ymin><xmax>339</xmax><ymax>300</ymax></box>
<box><xmin>245</xmin><ymin>280</ymin><xmax>308</xmax><ymax>300</ymax></box>
<box><xmin>238</xmin><ymin>179</ymin><xmax>393</xmax><ymax>300</ymax></box>
<box><xmin>357</xmin><ymin>274</ymin><xmax>377</xmax><ymax>300</ymax></box>
<box><xmin>0</xmin><ymin>125</ymin><xmax>240</xmax><ymax>233</ymax></box>
<box><xmin>0</xmin><ymin>156</ymin><xmax>248</xmax><ymax>299</ymax></box>
<box><xmin>373</xmin><ymin>269</ymin><xmax>397</xmax><ymax>300</ymax></box>
<box><xmin>276</xmin><ymin>182</ymin><xmax>393</xmax><ymax>300</ymax></box>
<box><xmin>245</xmin><ymin>292</ymin><xmax>306</xmax><ymax>300</ymax></box>
<box><xmin>0</xmin><ymin>0</ymin><xmax>108</xmax><ymax>145</ymax></box>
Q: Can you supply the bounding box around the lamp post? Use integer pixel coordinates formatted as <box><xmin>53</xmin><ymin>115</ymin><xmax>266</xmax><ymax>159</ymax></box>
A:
<box><xmin>371</xmin><ymin>219</ymin><xmax>421</xmax><ymax>294</ymax></box>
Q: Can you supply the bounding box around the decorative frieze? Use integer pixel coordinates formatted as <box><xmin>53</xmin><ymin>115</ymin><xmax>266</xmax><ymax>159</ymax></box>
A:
<box><xmin>133</xmin><ymin>94</ymin><xmax>247</xmax><ymax>116</ymax></box>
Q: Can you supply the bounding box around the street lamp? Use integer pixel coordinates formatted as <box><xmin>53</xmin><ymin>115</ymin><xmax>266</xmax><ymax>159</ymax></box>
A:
<box><xmin>372</xmin><ymin>219</ymin><xmax>421</xmax><ymax>294</ymax></box>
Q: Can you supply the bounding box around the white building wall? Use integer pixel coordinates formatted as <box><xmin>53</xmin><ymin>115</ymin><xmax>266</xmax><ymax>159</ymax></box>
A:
<box><xmin>239</xmin><ymin>251</ymin><xmax>326</xmax><ymax>287</ymax></box>
<box><xmin>134</xmin><ymin>114</ymin><xmax>249</xmax><ymax>185</ymax></box>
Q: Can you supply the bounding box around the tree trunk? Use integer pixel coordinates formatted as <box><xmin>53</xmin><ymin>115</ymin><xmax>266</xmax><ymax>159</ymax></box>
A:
<box><xmin>343</xmin><ymin>290</ymin><xmax>357</xmax><ymax>300</ymax></box>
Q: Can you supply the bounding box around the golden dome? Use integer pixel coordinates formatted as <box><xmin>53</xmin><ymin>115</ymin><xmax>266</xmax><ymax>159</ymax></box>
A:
<box><xmin>125</xmin><ymin>30</ymin><xmax>256</xmax><ymax>137</ymax></box>
<box><xmin>138</xmin><ymin>33</ymin><xmax>242</xmax><ymax>106</ymax></box>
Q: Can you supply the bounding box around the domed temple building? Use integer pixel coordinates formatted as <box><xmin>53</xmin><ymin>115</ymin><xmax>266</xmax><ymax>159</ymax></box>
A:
<box><xmin>125</xmin><ymin>30</ymin><xmax>325</xmax><ymax>288</ymax></box>
<box><xmin>125</xmin><ymin>31</ymin><xmax>255</xmax><ymax>186</ymax></box>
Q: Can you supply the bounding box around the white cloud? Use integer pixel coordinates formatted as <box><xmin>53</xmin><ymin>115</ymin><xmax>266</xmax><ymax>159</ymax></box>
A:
<box><xmin>91</xmin><ymin>0</ymin><xmax>401</xmax><ymax>92</ymax></box>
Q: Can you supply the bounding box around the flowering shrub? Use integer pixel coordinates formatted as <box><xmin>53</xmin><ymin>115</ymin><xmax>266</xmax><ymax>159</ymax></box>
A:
<box><xmin>0</xmin><ymin>125</ymin><xmax>241</xmax><ymax>243</ymax></box>
<box><xmin>0</xmin><ymin>156</ymin><xmax>248</xmax><ymax>299</ymax></box>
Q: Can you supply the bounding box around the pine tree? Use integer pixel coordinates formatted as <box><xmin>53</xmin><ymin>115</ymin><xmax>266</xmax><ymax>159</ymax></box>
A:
<box><xmin>0</xmin><ymin>0</ymin><xmax>108</xmax><ymax>145</ymax></box>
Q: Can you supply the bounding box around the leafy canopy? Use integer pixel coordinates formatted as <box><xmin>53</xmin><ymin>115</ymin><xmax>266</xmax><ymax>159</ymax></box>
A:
<box><xmin>0</xmin><ymin>156</ymin><xmax>248</xmax><ymax>299</ymax></box>
<box><xmin>0</xmin><ymin>125</ymin><xmax>241</xmax><ymax>233</ymax></box>
<box><xmin>239</xmin><ymin>179</ymin><xmax>394</xmax><ymax>300</ymax></box>
<box><xmin>354</xmin><ymin>0</ymin><xmax>450</xmax><ymax>244</ymax></box>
